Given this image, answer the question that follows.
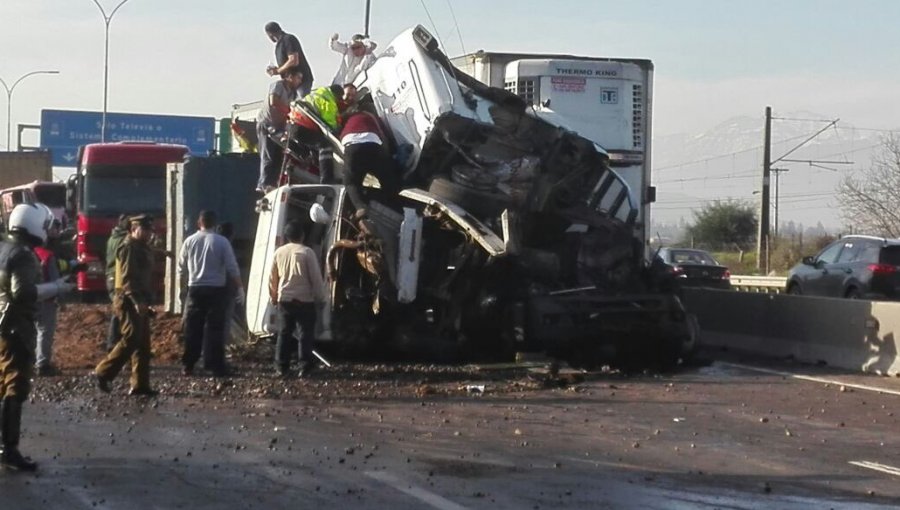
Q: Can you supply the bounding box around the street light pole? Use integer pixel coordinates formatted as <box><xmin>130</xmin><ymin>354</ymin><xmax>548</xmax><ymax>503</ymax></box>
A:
<box><xmin>0</xmin><ymin>70</ymin><xmax>60</xmax><ymax>151</ymax></box>
<box><xmin>91</xmin><ymin>0</ymin><xmax>131</xmax><ymax>143</ymax></box>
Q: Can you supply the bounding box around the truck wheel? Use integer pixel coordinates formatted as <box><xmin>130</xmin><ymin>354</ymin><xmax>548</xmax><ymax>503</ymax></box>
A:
<box><xmin>428</xmin><ymin>178</ymin><xmax>513</xmax><ymax>219</ymax></box>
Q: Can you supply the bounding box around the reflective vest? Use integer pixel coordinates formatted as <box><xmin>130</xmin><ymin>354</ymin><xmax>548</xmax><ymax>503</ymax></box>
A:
<box><xmin>301</xmin><ymin>87</ymin><xmax>341</xmax><ymax>130</ymax></box>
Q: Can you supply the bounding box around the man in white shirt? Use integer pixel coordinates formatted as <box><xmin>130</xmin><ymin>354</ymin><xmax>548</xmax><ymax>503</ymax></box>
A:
<box><xmin>268</xmin><ymin>220</ymin><xmax>325</xmax><ymax>378</ymax></box>
<box><xmin>178</xmin><ymin>210</ymin><xmax>243</xmax><ymax>377</ymax></box>
<box><xmin>329</xmin><ymin>33</ymin><xmax>377</xmax><ymax>86</ymax></box>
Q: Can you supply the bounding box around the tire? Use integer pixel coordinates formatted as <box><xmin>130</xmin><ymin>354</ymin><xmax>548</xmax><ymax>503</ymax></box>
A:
<box><xmin>786</xmin><ymin>283</ymin><xmax>802</xmax><ymax>295</ymax></box>
<box><xmin>428</xmin><ymin>177</ymin><xmax>513</xmax><ymax>219</ymax></box>
<box><xmin>845</xmin><ymin>287</ymin><xmax>861</xmax><ymax>299</ymax></box>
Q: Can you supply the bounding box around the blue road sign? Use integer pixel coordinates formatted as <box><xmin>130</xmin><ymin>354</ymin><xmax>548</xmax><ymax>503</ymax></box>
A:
<box><xmin>40</xmin><ymin>109</ymin><xmax>216</xmax><ymax>167</ymax></box>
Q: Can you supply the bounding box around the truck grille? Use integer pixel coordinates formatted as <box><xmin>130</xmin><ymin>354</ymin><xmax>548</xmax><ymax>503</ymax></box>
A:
<box><xmin>505</xmin><ymin>79</ymin><xmax>539</xmax><ymax>106</ymax></box>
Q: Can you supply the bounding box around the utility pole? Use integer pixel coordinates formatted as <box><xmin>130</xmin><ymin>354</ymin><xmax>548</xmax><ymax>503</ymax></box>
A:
<box><xmin>364</xmin><ymin>0</ymin><xmax>371</xmax><ymax>37</ymax></box>
<box><xmin>757</xmin><ymin>106</ymin><xmax>772</xmax><ymax>273</ymax></box>
<box><xmin>771</xmin><ymin>167</ymin><xmax>789</xmax><ymax>240</ymax></box>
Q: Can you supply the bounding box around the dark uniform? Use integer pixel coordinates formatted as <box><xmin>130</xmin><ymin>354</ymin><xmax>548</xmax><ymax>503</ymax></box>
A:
<box><xmin>105</xmin><ymin>216</ymin><xmax>128</xmax><ymax>351</ymax></box>
<box><xmin>95</xmin><ymin>217</ymin><xmax>155</xmax><ymax>393</ymax></box>
<box><xmin>0</xmin><ymin>236</ymin><xmax>40</xmax><ymax>470</ymax></box>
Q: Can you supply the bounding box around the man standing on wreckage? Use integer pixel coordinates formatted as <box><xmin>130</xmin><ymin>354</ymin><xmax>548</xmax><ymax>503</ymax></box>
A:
<box><xmin>0</xmin><ymin>204</ymin><xmax>74</xmax><ymax>471</ymax></box>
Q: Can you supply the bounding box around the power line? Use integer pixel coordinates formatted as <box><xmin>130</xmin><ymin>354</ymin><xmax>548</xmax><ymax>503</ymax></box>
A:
<box><xmin>832</xmin><ymin>125</ymin><xmax>900</xmax><ymax>134</ymax></box>
<box><xmin>419</xmin><ymin>0</ymin><xmax>445</xmax><ymax>47</ymax></box>
<box><xmin>654</xmin><ymin>169</ymin><xmax>758</xmax><ymax>185</ymax></box>
<box><xmin>773</xmin><ymin>115</ymin><xmax>900</xmax><ymax>134</ymax></box>
<box><xmin>444</xmin><ymin>0</ymin><xmax>467</xmax><ymax>56</ymax></box>
<box><xmin>655</xmin><ymin>190</ymin><xmax>835</xmax><ymax>206</ymax></box>
<box><xmin>772</xmin><ymin>119</ymin><xmax>838</xmax><ymax>165</ymax></box>
<box><xmin>772</xmin><ymin>116</ymin><xmax>835</xmax><ymax>123</ymax></box>
<box><xmin>654</xmin><ymin>130</ymin><xmax>833</xmax><ymax>172</ymax></box>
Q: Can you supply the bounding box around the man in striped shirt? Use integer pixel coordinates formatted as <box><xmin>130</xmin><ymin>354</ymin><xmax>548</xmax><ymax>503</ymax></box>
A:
<box><xmin>268</xmin><ymin>220</ymin><xmax>325</xmax><ymax>378</ymax></box>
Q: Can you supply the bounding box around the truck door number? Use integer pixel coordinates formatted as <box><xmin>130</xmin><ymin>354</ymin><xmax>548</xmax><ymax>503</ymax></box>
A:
<box><xmin>391</xmin><ymin>80</ymin><xmax>409</xmax><ymax>101</ymax></box>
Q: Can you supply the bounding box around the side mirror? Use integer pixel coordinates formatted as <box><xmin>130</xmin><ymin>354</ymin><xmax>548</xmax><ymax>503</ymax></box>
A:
<box><xmin>801</xmin><ymin>256</ymin><xmax>816</xmax><ymax>266</ymax></box>
<box><xmin>255</xmin><ymin>198</ymin><xmax>271</xmax><ymax>213</ymax></box>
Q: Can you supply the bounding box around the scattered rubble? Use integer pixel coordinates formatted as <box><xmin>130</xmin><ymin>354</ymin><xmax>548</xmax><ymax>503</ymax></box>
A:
<box><xmin>36</xmin><ymin>304</ymin><xmax>621</xmax><ymax>404</ymax></box>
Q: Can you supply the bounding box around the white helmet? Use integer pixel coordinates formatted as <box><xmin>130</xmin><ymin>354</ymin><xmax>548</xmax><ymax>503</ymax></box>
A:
<box><xmin>8</xmin><ymin>203</ymin><xmax>51</xmax><ymax>244</ymax></box>
<box><xmin>35</xmin><ymin>202</ymin><xmax>58</xmax><ymax>232</ymax></box>
<box><xmin>309</xmin><ymin>203</ymin><xmax>331</xmax><ymax>225</ymax></box>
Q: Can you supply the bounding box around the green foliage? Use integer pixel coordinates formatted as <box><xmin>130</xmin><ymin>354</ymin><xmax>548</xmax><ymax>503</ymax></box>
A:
<box><xmin>712</xmin><ymin>234</ymin><xmax>837</xmax><ymax>276</ymax></box>
<box><xmin>684</xmin><ymin>201</ymin><xmax>758</xmax><ymax>251</ymax></box>
<box><xmin>711</xmin><ymin>251</ymin><xmax>757</xmax><ymax>274</ymax></box>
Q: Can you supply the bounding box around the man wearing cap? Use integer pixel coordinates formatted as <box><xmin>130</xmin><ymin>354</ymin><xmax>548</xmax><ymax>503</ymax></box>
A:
<box><xmin>95</xmin><ymin>214</ymin><xmax>158</xmax><ymax>397</ymax></box>
<box><xmin>329</xmin><ymin>33</ymin><xmax>377</xmax><ymax>85</ymax></box>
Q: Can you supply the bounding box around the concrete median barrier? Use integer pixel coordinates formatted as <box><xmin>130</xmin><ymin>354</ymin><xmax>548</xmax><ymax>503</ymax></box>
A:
<box><xmin>682</xmin><ymin>288</ymin><xmax>900</xmax><ymax>376</ymax></box>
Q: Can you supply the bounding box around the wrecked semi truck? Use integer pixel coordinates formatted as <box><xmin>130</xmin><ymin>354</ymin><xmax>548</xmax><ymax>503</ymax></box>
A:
<box><xmin>247</xmin><ymin>26</ymin><xmax>695</xmax><ymax>368</ymax></box>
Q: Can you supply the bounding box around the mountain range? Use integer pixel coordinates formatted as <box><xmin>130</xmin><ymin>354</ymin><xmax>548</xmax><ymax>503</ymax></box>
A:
<box><xmin>650</xmin><ymin>111</ymin><xmax>892</xmax><ymax>232</ymax></box>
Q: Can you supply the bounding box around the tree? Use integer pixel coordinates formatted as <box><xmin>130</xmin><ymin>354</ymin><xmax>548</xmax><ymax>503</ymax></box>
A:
<box><xmin>685</xmin><ymin>200</ymin><xmax>758</xmax><ymax>250</ymax></box>
<box><xmin>837</xmin><ymin>135</ymin><xmax>900</xmax><ymax>237</ymax></box>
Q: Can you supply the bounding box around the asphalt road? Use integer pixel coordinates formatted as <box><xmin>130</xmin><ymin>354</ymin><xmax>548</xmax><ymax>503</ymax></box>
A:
<box><xmin>2</xmin><ymin>358</ymin><xmax>899</xmax><ymax>509</ymax></box>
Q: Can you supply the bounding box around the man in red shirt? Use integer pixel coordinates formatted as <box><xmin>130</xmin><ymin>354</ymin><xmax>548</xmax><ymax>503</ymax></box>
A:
<box><xmin>338</xmin><ymin>98</ymin><xmax>400</xmax><ymax>216</ymax></box>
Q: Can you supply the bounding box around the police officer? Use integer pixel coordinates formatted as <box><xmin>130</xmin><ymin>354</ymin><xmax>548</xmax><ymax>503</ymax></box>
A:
<box><xmin>104</xmin><ymin>214</ymin><xmax>128</xmax><ymax>352</ymax></box>
<box><xmin>0</xmin><ymin>203</ymin><xmax>73</xmax><ymax>471</ymax></box>
<box><xmin>94</xmin><ymin>214</ymin><xmax>158</xmax><ymax>397</ymax></box>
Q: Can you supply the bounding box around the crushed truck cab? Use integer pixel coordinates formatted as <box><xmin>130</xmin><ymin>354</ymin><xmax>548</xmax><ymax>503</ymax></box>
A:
<box><xmin>247</xmin><ymin>25</ymin><xmax>696</xmax><ymax>368</ymax></box>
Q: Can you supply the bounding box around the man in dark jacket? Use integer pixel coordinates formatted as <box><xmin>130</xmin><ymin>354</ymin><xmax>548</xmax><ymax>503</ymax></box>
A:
<box><xmin>105</xmin><ymin>214</ymin><xmax>128</xmax><ymax>351</ymax></box>
<box><xmin>95</xmin><ymin>214</ymin><xmax>158</xmax><ymax>397</ymax></box>
<box><xmin>0</xmin><ymin>203</ymin><xmax>72</xmax><ymax>470</ymax></box>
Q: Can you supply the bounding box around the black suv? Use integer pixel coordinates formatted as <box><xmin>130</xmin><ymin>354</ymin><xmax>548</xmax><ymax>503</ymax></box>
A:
<box><xmin>786</xmin><ymin>235</ymin><xmax>900</xmax><ymax>299</ymax></box>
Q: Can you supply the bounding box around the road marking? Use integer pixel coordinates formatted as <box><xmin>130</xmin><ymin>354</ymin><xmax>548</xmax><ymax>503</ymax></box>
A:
<box><xmin>849</xmin><ymin>461</ymin><xmax>900</xmax><ymax>478</ymax></box>
<box><xmin>717</xmin><ymin>362</ymin><xmax>900</xmax><ymax>397</ymax></box>
<box><xmin>365</xmin><ymin>471</ymin><xmax>470</xmax><ymax>510</ymax></box>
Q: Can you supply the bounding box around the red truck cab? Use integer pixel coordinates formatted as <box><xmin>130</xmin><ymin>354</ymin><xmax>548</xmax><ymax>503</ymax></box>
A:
<box><xmin>69</xmin><ymin>142</ymin><xmax>188</xmax><ymax>298</ymax></box>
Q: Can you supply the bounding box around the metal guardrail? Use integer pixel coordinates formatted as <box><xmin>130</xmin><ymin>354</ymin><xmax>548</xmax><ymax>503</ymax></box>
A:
<box><xmin>729</xmin><ymin>275</ymin><xmax>788</xmax><ymax>293</ymax></box>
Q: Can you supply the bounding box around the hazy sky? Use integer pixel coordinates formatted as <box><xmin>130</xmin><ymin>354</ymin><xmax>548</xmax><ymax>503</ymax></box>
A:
<box><xmin>4</xmin><ymin>0</ymin><xmax>900</xmax><ymax>148</ymax></box>
<box><xmin>3</xmin><ymin>1</ymin><xmax>900</xmax><ymax>228</ymax></box>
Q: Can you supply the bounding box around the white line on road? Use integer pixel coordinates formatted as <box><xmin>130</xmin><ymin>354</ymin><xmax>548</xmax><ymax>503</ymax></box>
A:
<box><xmin>365</xmin><ymin>471</ymin><xmax>470</xmax><ymax>510</ymax></box>
<box><xmin>717</xmin><ymin>362</ymin><xmax>900</xmax><ymax>397</ymax></box>
<box><xmin>849</xmin><ymin>461</ymin><xmax>900</xmax><ymax>478</ymax></box>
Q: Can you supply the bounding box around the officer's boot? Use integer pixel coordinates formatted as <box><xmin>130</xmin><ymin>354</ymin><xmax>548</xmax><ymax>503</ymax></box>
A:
<box><xmin>0</xmin><ymin>397</ymin><xmax>37</xmax><ymax>471</ymax></box>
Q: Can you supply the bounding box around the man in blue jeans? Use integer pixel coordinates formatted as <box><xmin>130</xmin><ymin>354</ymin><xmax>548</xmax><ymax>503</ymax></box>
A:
<box><xmin>268</xmin><ymin>220</ymin><xmax>324</xmax><ymax>378</ymax></box>
<box><xmin>178</xmin><ymin>211</ymin><xmax>243</xmax><ymax>377</ymax></box>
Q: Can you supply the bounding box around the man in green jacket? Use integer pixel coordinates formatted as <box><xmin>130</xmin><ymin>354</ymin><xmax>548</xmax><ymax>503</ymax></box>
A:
<box><xmin>104</xmin><ymin>215</ymin><xmax>128</xmax><ymax>351</ymax></box>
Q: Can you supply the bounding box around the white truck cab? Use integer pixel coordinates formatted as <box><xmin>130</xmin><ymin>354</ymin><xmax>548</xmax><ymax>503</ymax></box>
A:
<box><xmin>246</xmin><ymin>185</ymin><xmax>344</xmax><ymax>340</ymax></box>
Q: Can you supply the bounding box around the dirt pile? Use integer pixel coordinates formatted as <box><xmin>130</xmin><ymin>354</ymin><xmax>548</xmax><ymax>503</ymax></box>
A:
<box><xmin>53</xmin><ymin>303</ymin><xmax>183</xmax><ymax>370</ymax></box>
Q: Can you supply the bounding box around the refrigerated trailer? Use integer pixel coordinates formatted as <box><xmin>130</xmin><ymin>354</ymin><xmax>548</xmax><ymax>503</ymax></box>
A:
<box><xmin>451</xmin><ymin>52</ymin><xmax>655</xmax><ymax>246</ymax></box>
